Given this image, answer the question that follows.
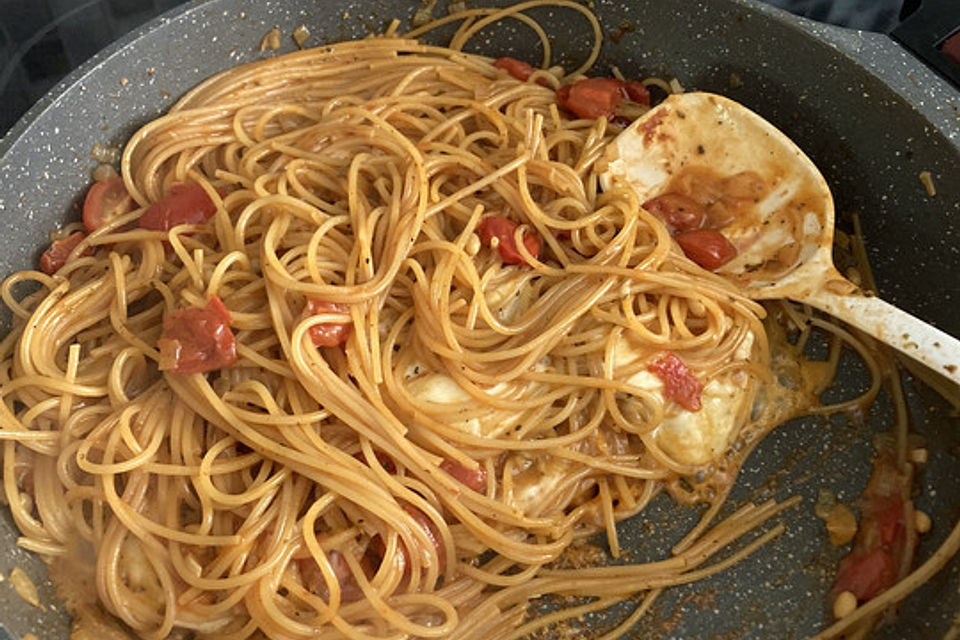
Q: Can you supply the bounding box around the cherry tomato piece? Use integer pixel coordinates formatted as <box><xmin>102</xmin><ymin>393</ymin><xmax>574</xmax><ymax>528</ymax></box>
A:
<box><xmin>355</xmin><ymin>449</ymin><xmax>396</xmax><ymax>474</ymax></box>
<box><xmin>643</xmin><ymin>193</ymin><xmax>707</xmax><ymax>232</ymax></box>
<box><xmin>674</xmin><ymin>229</ymin><xmax>737</xmax><ymax>270</ymax></box>
<box><xmin>832</xmin><ymin>451</ymin><xmax>915</xmax><ymax>605</ymax></box>
<box><xmin>82</xmin><ymin>176</ymin><xmax>134</xmax><ymax>232</ymax></box>
<box><xmin>39</xmin><ymin>231</ymin><xmax>90</xmax><ymax>274</ymax></box>
<box><xmin>440</xmin><ymin>459</ymin><xmax>487</xmax><ymax>492</ymax></box>
<box><xmin>493</xmin><ymin>57</ymin><xmax>534</xmax><ymax>82</ymax></box>
<box><xmin>157</xmin><ymin>296</ymin><xmax>237</xmax><ymax>374</ymax></box>
<box><xmin>477</xmin><ymin>216</ymin><xmax>540</xmax><ymax>266</ymax></box>
<box><xmin>556</xmin><ymin>78</ymin><xmax>625</xmax><ymax>119</ymax></box>
<box><xmin>647</xmin><ymin>352</ymin><xmax>703</xmax><ymax>412</ymax></box>
<box><xmin>622</xmin><ymin>80</ymin><xmax>651</xmax><ymax>106</ymax></box>
<box><xmin>297</xmin><ymin>551</ymin><xmax>366</xmax><ymax>603</ymax></box>
<box><xmin>305</xmin><ymin>299</ymin><xmax>352</xmax><ymax>347</ymax></box>
<box><xmin>402</xmin><ymin>504</ymin><xmax>446</xmax><ymax>575</ymax></box>
<box><xmin>139</xmin><ymin>182</ymin><xmax>218</xmax><ymax>231</ymax></box>
<box><xmin>834</xmin><ymin>546</ymin><xmax>898</xmax><ymax>602</ymax></box>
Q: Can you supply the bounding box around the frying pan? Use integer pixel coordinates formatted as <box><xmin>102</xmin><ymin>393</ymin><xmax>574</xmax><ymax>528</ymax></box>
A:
<box><xmin>1</xmin><ymin>1</ymin><xmax>958</xmax><ymax>638</ymax></box>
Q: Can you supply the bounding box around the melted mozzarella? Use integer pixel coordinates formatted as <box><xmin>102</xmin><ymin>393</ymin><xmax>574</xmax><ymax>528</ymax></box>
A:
<box><xmin>618</xmin><ymin>331</ymin><xmax>756</xmax><ymax>466</ymax></box>
<box><xmin>404</xmin><ymin>267</ymin><xmax>546</xmax><ymax>438</ymax></box>
<box><xmin>406</xmin><ymin>371</ymin><xmax>484</xmax><ymax>437</ymax></box>
<box><xmin>483</xmin><ymin>269</ymin><xmax>538</xmax><ymax>324</ymax></box>
<box><xmin>508</xmin><ymin>457</ymin><xmax>573</xmax><ymax>517</ymax></box>
<box><xmin>405</xmin><ymin>366</ymin><xmax>533</xmax><ymax>439</ymax></box>
<box><xmin>654</xmin><ymin>378</ymin><xmax>751</xmax><ymax>465</ymax></box>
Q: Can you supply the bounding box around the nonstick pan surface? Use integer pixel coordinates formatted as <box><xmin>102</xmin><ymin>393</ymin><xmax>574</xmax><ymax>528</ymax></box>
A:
<box><xmin>0</xmin><ymin>1</ymin><xmax>958</xmax><ymax>638</ymax></box>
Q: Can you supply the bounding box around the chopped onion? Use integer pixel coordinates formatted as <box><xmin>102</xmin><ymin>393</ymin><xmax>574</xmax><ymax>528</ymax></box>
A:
<box><xmin>260</xmin><ymin>26</ymin><xmax>281</xmax><ymax>52</ymax></box>
<box><xmin>412</xmin><ymin>0</ymin><xmax>437</xmax><ymax>27</ymax></box>
<box><xmin>90</xmin><ymin>142</ymin><xmax>120</xmax><ymax>164</ymax></box>
<box><xmin>825</xmin><ymin>503</ymin><xmax>857</xmax><ymax>546</ymax></box>
<box><xmin>918</xmin><ymin>170</ymin><xmax>936</xmax><ymax>197</ymax></box>
<box><xmin>292</xmin><ymin>24</ymin><xmax>310</xmax><ymax>49</ymax></box>
<box><xmin>10</xmin><ymin>566</ymin><xmax>41</xmax><ymax>608</ymax></box>
<box><xmin>814</xmin><ymin>487</ymin><xmax>837</xmax><ymax>520</ymax></box>
<box><xmin>92</xmin><ymin>163</ymin><xmax>118</xmax><ymax>182</ymax></box>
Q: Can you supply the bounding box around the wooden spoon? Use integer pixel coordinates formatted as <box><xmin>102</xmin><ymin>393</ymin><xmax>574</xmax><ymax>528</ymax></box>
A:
<box><xmin>601</xmin><ymin>92</ymin><xmax>960</xmax><ymax>385</ymax></box>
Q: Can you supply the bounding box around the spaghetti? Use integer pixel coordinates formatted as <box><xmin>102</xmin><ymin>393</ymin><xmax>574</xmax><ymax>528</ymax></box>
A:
<box><xmin>0</xmin><ymin>3</ymin><xmax>953</xmax><ymax>639</ymax></box>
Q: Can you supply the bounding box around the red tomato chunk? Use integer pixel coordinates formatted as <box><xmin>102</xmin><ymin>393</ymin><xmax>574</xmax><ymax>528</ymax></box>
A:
<box><xmin>674</xmin><ymin>229</ymin><xmax>737</xmax><ymax>270</ymax></box>
<box><xmin>403</xmin><ymin>504</ymin><xmax>446</xmax><ymax>575</ymax></box>
<box><xmin>556</xmin><ymin>78</ymin><xmax>624</xmax><ymax>119</ymax></box>
<box><xmin>139</xmin><ymin>182</ymin><xmax>218</xmax><ymax>231</ymax></box>
<box><xmin>647</xmin><ymin>352</ymin><xmax>703</xmax><ymax>411</ymax></box>
<box><xmin>643</xmin><ymin>194</ymin><xmax>706</xmax><ymax>233</ymax></box>
<box><xmin>83</xmin><ymin>176</ymin><xmax>134</xmax><ymax>231</ymax></box>
<box><xmin>297</xmin><ymin>551</ymin><xmax>367</xmax><ymax>603</ymax></box>
<box><xmin>367</xmin><ymin>503</ymin><xmax>446</xmax><ymax>580</ymax></box>
<box><xmin>355</xmin><ymin>449</ymin><xmax>396</xmax><ymax>474</ymax></box>
<box><xmin>477</xmin><ymin>216</ymin><xmax>541</xmax><ymax>266</ymax></box>
<box><xmin>305</xmin><ymin>299</ymin><xmax>352</xmax><ymax>347</ymax></box>
<box><xmin>494</xmin><ymin>57</ymin><xmax>534</xmax><ymax>82</ymax></box>
<box><xmin>556</xmin><ymin>77</ymin><xmax>651</xmax><ymax>120</ymax></box>
<box><xmin>622</xmin><ymin>80</ymin><xmax>651</xmax><ymax>106</ymax></box>
<box><xmin>440</xmin><ymin>459</ymin><xmax>487</xmax><ymax>492</ymax></box>
<box><xmin>157</xmin><ymin>296</ymin><xmax>237</xmax><ymax>374</ymax></box>
<box><xmin>39</xmin><ymin>231</ymin><xmax>90</xmax><ymax>274</ymax></box>
<box><xmin>834</xmin><ymin>546</ymin><xmax>897</xmax><ymax>602</ymax></box>
<box><xmin>832</xmin><ymin>452</ymin><xmax>916</xmax><ymax>603</ymax></box>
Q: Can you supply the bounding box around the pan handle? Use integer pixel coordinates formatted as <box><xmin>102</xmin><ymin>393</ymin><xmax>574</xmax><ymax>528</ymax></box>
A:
<box><xmin>891</xmin><ymin>0</ymin><xmax>960</xmax><ymax>87</ymax></box>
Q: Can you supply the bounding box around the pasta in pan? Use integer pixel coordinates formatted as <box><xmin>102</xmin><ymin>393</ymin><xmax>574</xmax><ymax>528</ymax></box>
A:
<box><xmin>0</xmin><ymin>3</ymin><xmax>954</xmax><ymax>639</ymax></box>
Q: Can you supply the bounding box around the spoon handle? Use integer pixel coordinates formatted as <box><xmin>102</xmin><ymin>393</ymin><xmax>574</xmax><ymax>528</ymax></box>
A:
<box><xmin>804</xmin><ymin>288</ymin><xmax>960</xmax><ymax>386</ymax></box>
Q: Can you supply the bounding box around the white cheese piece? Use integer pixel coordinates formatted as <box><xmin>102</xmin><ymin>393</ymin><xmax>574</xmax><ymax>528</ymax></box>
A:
<box><xmin>654</xmin><ymin>378</ymin><xmax>750</xmax><ymax>466</ymax></box>
<box><xmin>483</xmin><ymin>270</ymin><xmax>537</xmax><ymax>324</ymax></box>
<box><xmin>406</xmin><ymin>372</ymin><xmax>484</xmax><ymax>436</ymax></box>
<box><xmin>508</xmin><ymin>457</ymin><xmax>572</xmax><ymax>517</ymax></box>
<box><xmin>614</xmin><ymin>331</ymin><xmax>756</xmax><ymax>466</ymax></box>
<box><xmin>734</xmin><ymin>329</ymin><xmax>756</xmax><ymax>361</ymax></box>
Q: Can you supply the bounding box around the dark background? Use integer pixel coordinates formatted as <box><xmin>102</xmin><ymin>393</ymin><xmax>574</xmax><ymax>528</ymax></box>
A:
<box><xmin>0</xmin><ymin>0</ymin><xmax>910</xmax><ymax>138</ymax></box>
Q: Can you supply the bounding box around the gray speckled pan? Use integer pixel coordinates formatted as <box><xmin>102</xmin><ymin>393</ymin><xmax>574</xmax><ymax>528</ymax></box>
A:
<box><xmin>0</xmin><ymin>1</ymin><xmax>958</xmax><ymax>638</ymax></box>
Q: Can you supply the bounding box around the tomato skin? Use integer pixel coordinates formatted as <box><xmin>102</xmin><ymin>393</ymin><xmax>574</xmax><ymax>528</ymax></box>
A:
<box><xmin>643</xmin><ymin>193</ymin><xmax>706</xmax><ymax>232</ymax></box>
<box><xmin>82</xmin><ymin>177</ymin><xmax>134</xmax><ymax>231</ymax></box>
<box><xmin>402</xmin><ymin>504</ymin><xmax>446</xmax><ymax>575</ymax></box>
<box><xmin>39</xmin><ymin>231</ymin><xmax>90</xmax><ymax>274</ymax></box>
<box><xmin>866</xmin><ymin>496</ymin><xmax>906</xmax><ymax>547</ymax></box>
<box><xmin>494</xmin><ymin>57</ymin><xmax>534</xmax><ymax>81</ymax></box>
<box><xmin>355</xmin><ymin>449</ymin><xmax>396</xmax><ymax>474</ymax></box>
<box><xmin>366</xmin><ymin>503</ymin><xmax>446</xmax><ymax>586</ymax></box>
<box><xmin>647</xmin><ymin>352</ymin><xmax>703</xmax><ymax>411</ymax></box>
<box><xmin>440</xmin><ymin>459</ymin><xmax>487</xmax><ymax>492</ymax></box>
<box><xmin>139</xmin><ymin>182</ymin><xmax>218</xmax><ymax>231</ymax></box>
<box><xmin>157</xmin><ymin>295</ymin><xmax>237</xmax><ymax>374</ymax></box>
<box><xmin>834</xmin><ymin>546</ymin><xmax>897</xmax><ymax>601</ymax></box>
<box><xmin>674</xmin><ymin>229</ymin><xmax>737</xmax><ymax>270</ymax></box>
<box><xmin>297</xmin><ymin>551</ymin><xmax>367</xmax><ymax>603</ymax></box>
<box><xmin>556</xmin><ymin>78</ymin><xmax>625</xmax><ymax>119</ymax></box>
<box><xmin>305</xmin><ymin>299</ymin><xmax>352</xmax><ymax>347</ymax></box>
<box><xmin>622</xmin><ymin>80</ymin><xmax>651</xmax><ymax>106</ymax></box>
<box><xmin>832</xmin><ymin>451</ymin><xmax>915</xmax><ymax>605</ymax></box>
<box><xmin>477</xmin><ymin>216</ymin><xmax>540</xmax><ymax>266</ymax></box>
